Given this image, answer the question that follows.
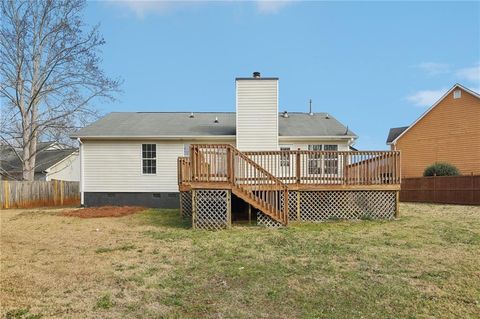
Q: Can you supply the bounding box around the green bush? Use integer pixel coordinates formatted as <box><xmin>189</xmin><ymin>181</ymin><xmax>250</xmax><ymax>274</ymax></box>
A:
<box><xmin>423</xmin><ymin>162</ymin><xmax>460</xmax><ymax>177</ymax></box>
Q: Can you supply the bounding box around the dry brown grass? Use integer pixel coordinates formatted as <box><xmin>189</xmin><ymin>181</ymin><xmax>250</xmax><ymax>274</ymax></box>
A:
<box><xmin>1</xmin><ymin>203</ymin><xmax>479</xmax><ymax>318</ymax></box>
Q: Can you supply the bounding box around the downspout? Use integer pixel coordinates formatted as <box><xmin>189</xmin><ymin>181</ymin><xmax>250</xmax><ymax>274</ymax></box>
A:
<box><xmin>77</xmin><ymin>138</ymin><xmax>84</xmax><ymax>206</ymax></box>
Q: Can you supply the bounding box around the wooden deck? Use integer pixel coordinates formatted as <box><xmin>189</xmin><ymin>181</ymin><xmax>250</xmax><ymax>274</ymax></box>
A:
<box><xmin>179</xmin><ymin>145</ymin><xmax>401</xmax><ymax>191</ymax></box>
<box><xmin>178</xmin><ymin>144</ymin><xmax>401</xmax><ymax>227</ymax></box>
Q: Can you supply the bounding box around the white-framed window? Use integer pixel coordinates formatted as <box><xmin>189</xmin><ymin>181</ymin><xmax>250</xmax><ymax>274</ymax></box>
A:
<box><xmin>307</xmin><ymin>144</ymin><xmax>339</xmax><ymax>174</ymax></box>
<box><xmin>308</xmin><ymin>144</ymin><xmax>322</xmax><ymax>174</ymax></box>
<box><xmin>142</xmin><ymin>144</ymin><xmax>156</xmax><ymax>174</ymax></box>
<box><xmin>323</xmin><ymin>144</ymin><xmax>338</xmax><ymax>174</ymax></box>
<box><xmin>453</xmin><ymin>90</ymin><xmax>461</xmax><ymax>99</ymax></box>
<box><xmin>280</xmin><ymin>145</ymin><xmax>291</xmax><ymax>167</ymax></box>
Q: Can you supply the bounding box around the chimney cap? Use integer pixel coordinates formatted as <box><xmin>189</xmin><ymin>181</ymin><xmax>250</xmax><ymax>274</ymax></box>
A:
<box><xmin>253</xmin><ymin>71</ymin><xmax>261</xmax><ymax>78</ymax></box>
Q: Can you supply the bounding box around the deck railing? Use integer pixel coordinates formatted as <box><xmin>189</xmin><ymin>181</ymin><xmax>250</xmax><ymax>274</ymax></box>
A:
<box><xmin>179</xmin><ymin>145</ymin><xmax>401</xmax><ymax>187</ymax></box>
<box><xmin>188</xmin><ymin>144</ymin><xmax>289</xmax><ymax>224</ymax></box>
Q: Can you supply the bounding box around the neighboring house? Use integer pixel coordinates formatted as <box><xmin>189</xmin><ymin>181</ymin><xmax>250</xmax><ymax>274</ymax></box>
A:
<box><xmin>387</xmin><ymin>84</ymin><xmax>480</xmax><ymax>178</ymax></box>
<box><xmin>0</xmin><ymin>141</ymin><xmax>80</xmax><ymax>181</ymax></box>
<box><xmin>72</xmin><ymin>73</ymin><xmax>359</xmax><ymax>208</ymax></box>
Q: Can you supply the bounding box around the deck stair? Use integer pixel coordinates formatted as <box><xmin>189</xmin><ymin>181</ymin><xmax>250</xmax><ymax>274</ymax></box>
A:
<box><xmin>190</xmin><ymin>144</ymin><xmax>289</xmax><ymax>226</ymax></box>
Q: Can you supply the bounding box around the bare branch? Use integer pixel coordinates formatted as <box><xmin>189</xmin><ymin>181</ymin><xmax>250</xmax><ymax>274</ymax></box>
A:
<box><xmin>0</xmin><ymin>0</ymin><xmax>121</xmax><ymax>180</ymax></box>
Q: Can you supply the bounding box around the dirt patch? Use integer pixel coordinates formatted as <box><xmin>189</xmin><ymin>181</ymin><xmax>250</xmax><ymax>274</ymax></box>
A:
<box><xmin>61</xmin><ymin>206</ymin><xmax>146</xmax><ymax>218</ymax></box>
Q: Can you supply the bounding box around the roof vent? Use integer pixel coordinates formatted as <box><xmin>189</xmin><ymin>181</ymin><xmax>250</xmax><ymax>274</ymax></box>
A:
<box><xmin>253</xmin><ymin>71</ymin><xmax>261</xmax><ymax>78</ymax></box>
<box><xmin>282</xmin><ymin>110</ymin><xmax>289</xmax><ymax>118</ymax></box>
<box><xmin>189</xmin><ymin>112</ymin><xmax>194</xmax><ymax>118</ymax></box>
<box><xmin>325</xmin><ymin>114</ymin><xmax>330</xmax><ymax>119</ymax></box>
<box><xmin>309</xmin><ymin>99</ymin><xmax>314</xmax><ymax>116</ymax></box>
<box><xmin>214</xmin><ymin>116</ymin><xmax>219</xmax><ymax>123</ymax></box>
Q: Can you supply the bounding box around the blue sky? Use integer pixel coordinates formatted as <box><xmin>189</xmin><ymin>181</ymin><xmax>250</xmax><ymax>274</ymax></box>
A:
<box><xmin>85</xmin><ymin>1</ymin><xmax>480</xmax><ymax>149</ymax></box>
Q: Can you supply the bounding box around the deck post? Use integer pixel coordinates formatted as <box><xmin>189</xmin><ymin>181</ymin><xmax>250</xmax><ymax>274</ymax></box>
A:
<box><xmin>227</xmin><ymin>190</ymin><xmax>232</xmax><ymax>228</ymax></box>
<box><xmin>248</xmin><ymin>204</ymin><xmax>252</xmax><ymax>225</ymax></box>
<box><xmin>395</xmin><ymin>191</ymin><xmax>400</xmax><ymax>218</ymax></box>
<box><xmin>179</xmin><ymin>191</ymin><xmax>183</xmax><ymax>216</ymax></box>
<box><xmin>296</xmin><ymin>191</ymin><xmax>301</xmax><ymax>221</ymax></box>
<box><xmin>296</xmin><ymin>150</ymin><xmax>301</xmax><ymax>184</ymax></box>
<box><xmin>227</xmin><ymin>147</ymin><xmax>233</xmax><ymax>184</ymax></box>
<box><xmin>191</xmin><ymin>190</ymin><xmax>196</xmax><ymax>229</ymax></box>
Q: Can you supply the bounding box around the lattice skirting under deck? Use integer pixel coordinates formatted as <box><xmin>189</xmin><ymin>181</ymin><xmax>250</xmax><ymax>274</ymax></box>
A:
<box><xmin>280</xmin><ymin>191</ymin><xmax>299</xmax><ymax>221</ymax></box>
<box><xmin>297</xmin><ymin>190</ymin><xmax>397</xmax><ymax>221</ymax></box>
<box><xmin>180</xmin><ymin>191</ymin><xmax>192</xmax><ymax>219</ymax></box>
<box><xmin>192</xmin><ymin>189</ymin><xmax>231</xmax><ymax>230</ymax></box>
<box><xmin>257</xmin><ymin>211</ymin><xmax>284</xmax><ymax>228</ymax></box>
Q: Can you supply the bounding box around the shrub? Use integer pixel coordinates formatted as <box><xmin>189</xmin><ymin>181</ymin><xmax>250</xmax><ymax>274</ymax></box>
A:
<box><xmin>423</xmin><ymin>162</ymin><xmax>460</xmax><ymax>177</ymax></box>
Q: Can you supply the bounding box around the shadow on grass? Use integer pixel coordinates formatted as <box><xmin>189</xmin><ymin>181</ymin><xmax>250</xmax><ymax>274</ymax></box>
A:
<box><xmin>139</xmin><ymin>209</ymin><xmax>191</xmax><ymax>229</ymax></box>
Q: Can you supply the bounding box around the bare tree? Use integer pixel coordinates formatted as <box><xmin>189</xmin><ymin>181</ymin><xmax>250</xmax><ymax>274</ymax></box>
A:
<box><xmin>0</xmin><ymin>0</ymin><xmax>120</xmax><ymax>180</ymax></box>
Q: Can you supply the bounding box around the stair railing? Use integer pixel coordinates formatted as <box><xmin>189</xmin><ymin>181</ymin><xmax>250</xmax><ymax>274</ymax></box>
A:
<box><xmin>190</xmin><ymin>144</ymin><xmax>289</xmax><ymax>225</ymax></box>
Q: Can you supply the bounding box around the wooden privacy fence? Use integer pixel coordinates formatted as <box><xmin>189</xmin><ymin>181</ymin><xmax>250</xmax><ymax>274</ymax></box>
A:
<box><xmin>400</xmin><ymin>174</ymin><xmax>480</xmax><ymax>205</ymax></box>
<box><xmin>1</xmin><ymin>180</ymin><xmax>80</xmax><ymax>209</ymax></box>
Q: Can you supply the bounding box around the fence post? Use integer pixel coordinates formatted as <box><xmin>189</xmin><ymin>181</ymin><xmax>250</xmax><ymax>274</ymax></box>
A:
<box><xmin>60</xmin><ymin>180</ymin><xmax>64</xmax><ymax>205</ymax></box>
<box><xmin>471</xmin><ymin>172</ymin><xmax>474</xmax><ymax>205</ymax></box>
<box><xmin>3</xmin><ymin>181</ymin><xmax>9</xmax><ymax>209</ymax></box>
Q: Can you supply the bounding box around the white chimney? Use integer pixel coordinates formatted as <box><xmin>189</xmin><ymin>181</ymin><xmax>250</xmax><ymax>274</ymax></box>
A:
<box><xmin>235</xmin><ymin>72</ymin><xmax>279</xmax><ymax>151</ymax></box>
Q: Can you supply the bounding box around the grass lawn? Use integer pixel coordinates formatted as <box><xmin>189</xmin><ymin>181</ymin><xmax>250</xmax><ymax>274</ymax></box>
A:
<box><xmin>1</xmin><ymin>203</ymin><xmax>479</xmax><ymax>318</ymax></box>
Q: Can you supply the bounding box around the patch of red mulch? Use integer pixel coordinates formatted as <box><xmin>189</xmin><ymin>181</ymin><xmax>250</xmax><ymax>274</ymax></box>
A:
<box><xmin>61</xmin><ymin>206</ymin><xmax>146</xmax><ymax>218</ymax></box>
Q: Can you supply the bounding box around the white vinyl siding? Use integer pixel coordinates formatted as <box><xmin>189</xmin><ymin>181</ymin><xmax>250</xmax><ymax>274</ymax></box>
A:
<box><xmin>82</xmin><ymin>140</ymin><xmax>235</xmax><ymax>192</ymax></box>
<box><xmin>236</xmin><ymin>79</ymin><xmax>278</xmax><ymax>151</ymax></box>
<box><xmin>46</xmin><ymin>153</ymin><xmax>80</xmax><ymax>182</ymax></box>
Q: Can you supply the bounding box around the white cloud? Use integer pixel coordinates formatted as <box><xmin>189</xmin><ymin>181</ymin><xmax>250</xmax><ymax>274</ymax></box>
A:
<box><xmin>406</xmin><ymin>88</ymin><xmax>447</xmax><ymax>107</ymax></box>
<box><xmin>107</xmin><ymin>0</ymin><xmax>202</xmax><ymax>18</ymax></box>
<box><xmin>107</xmin><ymin>0</ymin><xmax>293</xmax><ymax>17</ymax></box>
<box><xmin>456</xmin><ymin>63</ymin><xmax>480</xmax><ymax>82</ymax></box>
<box><xmin>415</xmin><ymin>62</ymin><xmax>450</xmax><ymax>75</ymax></box>
<box><xmin>256</xmin><ymin>0</ymin><xmax>293</xmax><ymax>14</ymax></box>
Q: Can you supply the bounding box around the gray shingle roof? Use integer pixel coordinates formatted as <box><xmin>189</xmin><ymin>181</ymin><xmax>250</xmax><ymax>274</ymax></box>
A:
<box><xmin>71</xmin><ymin>112</ymin><xmax>357</xmax><ymax>139</ymax></box>
<box><xmin>386</xmin><ymin>126</ymin><xmax>409</xmax><ymax>144</ymax></box>
<box><xmin>1</xmin><ymin>148</ymin><xmax>77</xmax><ymax>173</ymax></box>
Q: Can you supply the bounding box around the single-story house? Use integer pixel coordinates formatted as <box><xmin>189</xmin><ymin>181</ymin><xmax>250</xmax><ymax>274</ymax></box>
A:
<box><xmin>0</xmin><ymin>141</ymin><xmax>79</xmax><ymax>181</ymax></box>
<box><xmin>72</xmin><ymin>72</ymin><xmax>400</xmax><ymax>227</ymax></box>
<box><xmin>387</xmin><ymin>83</ymin><xmax>480</xmax><ymax>178</ymax></box>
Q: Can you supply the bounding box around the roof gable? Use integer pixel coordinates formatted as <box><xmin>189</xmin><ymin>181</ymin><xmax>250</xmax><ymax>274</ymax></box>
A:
<box><xmin>388</xmin><ymin>83</ymin><xmax>480</xmax><ymax>145</ymax></box>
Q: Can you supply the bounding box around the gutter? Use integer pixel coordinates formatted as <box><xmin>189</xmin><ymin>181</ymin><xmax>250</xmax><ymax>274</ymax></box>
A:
<box><xmin>69</xmin><ymin>135</ymin><xmax>237</xmax><ymax>141</ymax></box>
<box><xmin>279</xmin><ymin>135</ymin><xmax>358</xmax><ymax>142</ymax></box>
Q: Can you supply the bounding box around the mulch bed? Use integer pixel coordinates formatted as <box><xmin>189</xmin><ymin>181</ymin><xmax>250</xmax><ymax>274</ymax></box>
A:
<box><xmin>61</xmin><ymin>206</ymin><xmax>146</xmax><ymax>218</ymax></box>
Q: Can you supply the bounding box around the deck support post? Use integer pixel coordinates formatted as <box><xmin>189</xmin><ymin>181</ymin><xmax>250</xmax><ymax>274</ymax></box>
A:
<box><xmin>395</xmin><ymin>191</ymin><xmax>400</xmax><ymax>218</ymax></box>
<box><xmin>296</xmin><ymin>191</ymin><xmax>301</xmax><ymax>221</ymax></box>
<box><xmin>179</xmin><ymin>191</ymin><xmax>183</xmax><ymax>216</ymax></box>
<box><xmin>191</xmin><ymin>190</ymin><xmax>196</xmax><ymax>229</ymax></box>
<box><xmin>248</xmin><ymin>204</ymin><xmax>252</xmax><ymax>225</ymax></box>
<box><xmin>227</xmin><ymin>190</ymin><xmax>232</xmax><ymax>229</ymax></box>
